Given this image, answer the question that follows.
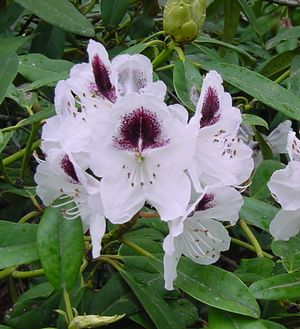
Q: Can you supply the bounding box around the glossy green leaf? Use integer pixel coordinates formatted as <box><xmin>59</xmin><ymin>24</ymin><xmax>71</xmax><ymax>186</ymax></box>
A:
<box><xmin>0</xmin><ymin>131</ymin><xmax>14</xmax><ymax>154</ymax></box>
<box><xmin>86</xmin><ymin>273</ymin><xmax>140</xmax><ymax>316</ymax></box>
<box><xmin>250</xmin><ymin>272</ymin><xmax>300</xmax><ymax>300</ymax></box>
<box><xmin>101</xmin><ymin>0</ymin><xmax>130</xmax><ymax>27</ymax></box>
<box><xmin>209</xmin><ymin>308</ymin><xmax>287</xmax><ymax>329</ymax></box>
<box><xmin>222</xmin><ymin>0</ymin><xmax>240</xmax><ymax>47</ymax></box>
<box><xmin>149</xmin><ymin>256</ymin><xmax>260</xmax><ymax>318</ymax></box>
<box><xmin>272</xmin><ymin>233</ymin><xmax>300</xmax><ymax>272</ymax></box>
<box><xmin>37</xmin><ymin>206</ymin><xmax>84</xmax><ymax>291</ymax></box>
<box><xmin>15</xmin><ymin>0</ymin><xmax>94</xmax><ymax>36</ymax></box>
<box><xmin>0</xmin><ymin>243</ymin><xmax>39</xmax><ymax>269</ymax></box>
<box><xmin>0</xmin><ymin>2</ymin><xmax>24</xmax><ymax>33</ymax></box>
<box><xmin>18</xmin><ymin>53</ymin><xmax>73</xmax><ymax>82</ymax></box>
<box><xmin>197</xmin><ymin>36</ymin><xmax>256</xmax><ymax>62</ymax></box>
<box><xmin>237</xmin><ymin>0</ymin><xmax>261</xmax><ymax>39</ymax></box>
<box><xmin>266</xmin><ymin>26</ymin><xmax>300</xmax><ymax>50</ymax></box>
<box><xmin>173</xmin><ymin>60</ymin><xmax>202</xmax><ymax>111</ymax></box>
<box><xmin>0</xmin><ymin>52</ymin><xmax>19</xmax><ymax>105</ymax></box>
<box><xmin>250</xmin><ymin>160</ymin><xmax>285</xmax><ymax>200</ymax></box>
<box><xmin>242</xmin><ymin>114</ymin><xmax>269</xmax><ymax>129</ymax></box>
<box><xmin>120</xmin><ymin>256</ymin><xmax>184</xmax><ymax>329</ymax></box>
<box><xmin>4</xmin><ymin>291</ymin><xmax>60</xmax><ymax>329</ymax></box>
<box><xmin>201</xmin><ymin>61</ymin><xmax>300</xmax><ymax>121</ymax></box>
<box><xmin>235</xmin><ymin>258</ymin><xmax>275</xmax><ymax>283</ymax></box>
<box><xmin>0</xmin><ymin>36</ymin><xmax>31</xmax><ymax>53</ymax></box>
<box><xmin>175</xmin><ymin>257</ymin><xmax>260</xmax><ymax>318</ymax></box>
<box><xmin>240</xmin><ymin>197</ymin><xmax>278</xmax><ymax>231</ymax></box>
<box><xmin>121</xmin><ymin>43</ymin><xmax>149</xmax><ymax>55</ymax></box>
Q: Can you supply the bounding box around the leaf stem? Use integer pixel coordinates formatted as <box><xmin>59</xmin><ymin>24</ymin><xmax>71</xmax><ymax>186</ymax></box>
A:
<box><xmin>63</xmin><ymin>288</ymin><xmax>74</xmax><ymax>324</ymax></box>
<box><xmin>231</xmin><ymin>237</ymin><xmax>273</xmax><ymax>259</ymax></box>
<box><xmin>237</xmin><ymin>221</ymin><xmax>265</xmax><ymax>258</ymax></box>
<box><xmin>19</xmin><ymin>210</ymin><xmax>41</xmax><ymax>223</ymax></box>
<box><xmin>12</xmin><ymin>268</ymin><xmax>44</xmax><ymax>279</ymax></box>
<box><xmin>3</xmin><ymin>140</ymin><xmax>41</xmax><ymax>166</ymax></box>
<box><xmin>121</xmin><ymin>238</ymin><xmax>153</xmax><ymax>257</ymax></box>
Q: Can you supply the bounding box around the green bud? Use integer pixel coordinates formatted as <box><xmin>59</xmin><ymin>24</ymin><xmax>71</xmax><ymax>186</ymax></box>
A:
<box><xmin>163</xmin><ymin>0</ymin><xmax>206</xmax><ymax>43</ymax></box>
<box><xmin>68</xmin><ymin>314</ymin><xmax>125</xmax><ymax>328</ymax></box>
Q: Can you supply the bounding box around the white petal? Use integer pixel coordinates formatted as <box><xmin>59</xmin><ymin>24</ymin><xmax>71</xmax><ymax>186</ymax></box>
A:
<box><xmin>182</xmin><ymin>217</ymin><xmax>230</xmax><ymax>265</ymax></box>
<box><xmin>54</xmin><ymin>80</ymin><xmax>77</xmax><ymax>116</ymax></box>
<box><xmin>195</xmin><ymin>186</ymin><xmax>243</xmax><ymax>225</ymax></box>
<box><xmin>168</xmin><ymin>104</ymin><xmax>189</xmax><ymax>124</ymax></box>
<box><xmin>267</xmin><ymin>120</ymin><xmax>291</xmax><ymax>154</ymax></box>
<box><xmin>287</xmin><ymin>131</ymin><xmax>300</xmax><ymax>161</ymax></box>
<box><xmin>112</xmin><ymin>54</ymin><xmax>153</xmax><ymax>97</ymax></box>
<box><xmin>270</xmin><ymin>209</ymin><xmax>300</xmax><ymax>240</ymax></box>
<box><xmin>89</xmin><ymin>213</ymin><xmax>106</xmax><ymax>258</ymax></box>
<box><xmin>142</xmin><ymin>80</ymin><xmax>167</xmax><ymax>101</ymax></box>
<box><xmin>87</xmin><ymin>39</ymin><xmax>111</xmax><ymax>69</ymax></box>
<box><xmin>268</xmin><ymin>161</ymin><xmax>300</xmax><ymax>210</ymax></box>
<box><xmin>146</xmin><ymin>172</ymin><xmax>191</xmax><ymax>221</ymax></box>
<box><xmin>163</xmin><ymin>236</ymin><xmax>183</xmax><ymax>290</ymax></box>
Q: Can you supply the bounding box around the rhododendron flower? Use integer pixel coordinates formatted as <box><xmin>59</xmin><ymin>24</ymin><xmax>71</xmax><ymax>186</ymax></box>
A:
<box><xmin>89</xmin><ymin>93</ymin><xmax>197</xmax><ymax>224</ymax></box>
<box><xmin>163</xmin><ymin>186</ymin><xmax>243</xmax><ymax>290</ymax></box>
<box><xmin>188</xmin><ymin>71</ymin><xmax>254</xmax><ymax>192</ymax></box>
<box><xmin>268</xmin><ymin>131</ymin><xmax>300</xmax><ymax>240</ymax></box>
<box><xmin>64</xmin><ymin>40</ymin><xmax>167</xmax><ymax>113</ymax></box>
<box><xmin>34</xmin><ymin>149</ymin><xmax>104</xmax><ymax>258</ymax></box>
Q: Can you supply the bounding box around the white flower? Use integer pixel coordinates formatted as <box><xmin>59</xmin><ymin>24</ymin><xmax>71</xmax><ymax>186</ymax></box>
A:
<box><xmin>188</xmin><ymin>71</ymin><xmax>254</xmax><ymax>192</ymax></box>
<box><xmin>34</xmin><ymin>149</ymin><xmax>105</xmax><ymax>258</ymax></box>
<box><xmin>239</xmin><ymin>120</ymin><xmax>292</xmax><ymax>165</ymax></box>
<box><xmin>63</xmin><ymin>40</ymin><xmax>166</xmax><ymax>113</ymax></box>
<box><xmin>163</xmin><ymin>186</ymin><xmax>243</xmax><ymax>290</ymax></box>
<box><xmin>268</xmin><ymin>131</ymin><xmax>300</xmax><ymax>240</ymax></box>
<box><xmin>89</xmin><ymin>92</ymin><xmax>196</xmax><ymax>224</ymax></box>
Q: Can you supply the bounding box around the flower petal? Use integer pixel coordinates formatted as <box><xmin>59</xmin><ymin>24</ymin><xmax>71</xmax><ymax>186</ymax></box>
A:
<box><xmin>270</xmin><ymin>209</ymin><xmax>300</xmax><ymax>240</ymax></box>
<box><xmin>268</xmin><ymin>161</ymin><xmax>300</xmax><ymax>210</ymax></box>
<box><xmin>287</xmin><ymin>131</ymin><xmax>300</xmax><ymax>161</ymax></box>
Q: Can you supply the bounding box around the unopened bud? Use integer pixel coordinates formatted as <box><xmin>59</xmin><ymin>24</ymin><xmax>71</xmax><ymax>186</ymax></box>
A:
<box><xmin>163</xmin><ymin>0</ymin><xmax>206</xmax><ymax>43</ymax></box>
<box><xmin>69</xmin><ymin>314</ymin><xmax>125</xmax><ymax>328</ymax></box>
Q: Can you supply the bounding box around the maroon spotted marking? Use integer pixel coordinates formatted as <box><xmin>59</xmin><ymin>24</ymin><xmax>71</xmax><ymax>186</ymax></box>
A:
<box><xmin>113</xmin><ymin>107</ymin><xmax>169</xmax><ymax>152</ymax></box>
<box><xmin>200</xmin><ymin>87</ymin><xmax>220</xmax><ymax>128</ymax></box>
<box><xmin>61</xmin><ymin>155</ymin><xmax>79</xmax><ymax>183</ymax></box>
<box><xmin>92</xmin><ymin>55</ymin><xmax>117</xmax><ymax>103</ymax></box>
<box><xmin>195</xmin><ymin>193</ymin><xmax>214</xmax><ymax>211</ymax></box>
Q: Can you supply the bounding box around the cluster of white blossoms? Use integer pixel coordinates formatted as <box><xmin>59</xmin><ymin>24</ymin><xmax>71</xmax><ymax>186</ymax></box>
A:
<box><xmin>35</xmin><ymin>40</ymin><xmax>257</xmax><ymax>290</ymax></box>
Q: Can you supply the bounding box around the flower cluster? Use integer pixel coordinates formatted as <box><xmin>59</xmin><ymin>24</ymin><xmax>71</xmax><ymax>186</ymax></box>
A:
<box><xmin>35</xmin><ymin>40</ymin><xmax>254</xmax><ymax>290</ymax></box>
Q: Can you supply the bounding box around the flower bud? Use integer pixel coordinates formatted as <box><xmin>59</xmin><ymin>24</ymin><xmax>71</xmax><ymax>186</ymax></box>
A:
<box><xmin>163</xmin><ymin>0</ymin><xmax>206</xmax><ymax>44</ymax></box>
<box><xmin>68</xmin><ymin>314</ymin><xmax>124</xmax><ymax>328</ymax></box>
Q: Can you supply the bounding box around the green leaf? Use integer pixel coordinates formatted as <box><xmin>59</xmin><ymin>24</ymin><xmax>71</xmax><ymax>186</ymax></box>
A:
<box><xmin>0</xmin><ymin>243</ymin><xmax>39</xmax><ymax>269</ymax></box>
<box><xmin>101</xmin><ymin>0</ymin><xmax>130</xmax><ymax>27</ymax></box>
<box><xmin>240</xmin><ymin>197</ymin><xmax>279</xmax><ymax>231</ymax></box>
<box><xmin>208</xmin><ymin>308</ymin><xmax>286</xmax><ymax>329</ymax></box>
<box><xmin>85</xmin><ymin>273</ymin><xmax>140</xmax><ymax>316</ymax></box>
<box><xmin>272</xmin><ymin>233</ymin><xmax>300</xmax><ymax>272</ymax></box>
<box><xmin>37</xmin><ymin>206</ymin><xmax>84</xmax><ymax>291</ymax></box>
<box><xmin>250</xmin><ymin>160</ymin><xmax>285</xmax><ymax>200</ymax></box>
<box><xmin>235</xmin><ymin>258</ymin><xmax>275</xmax><ymax>283</ymax></box>
<box><xmin>121</xmin><ymin>43</ymin><xmax>149</xmax><ymax>55</ymax></box>
<box><xmin>18</xmin><ymin>53</ymin><xmax>73</xmax><ymax>82</ymax></box>
<box><xmin>0</xmin><ymin>36</ymin><xmax>31</xmax><ymax>53</ymax></box>
<box><xmin>120</xmin><ymin>266</ymin><xmax>185</xmax><ymax>329</ymax></box>
<box><xmin>0</xmin><ymin>220</ymin><xmax>38</xmax><ymax>247</ymax></box>
<box><xmin>197</xmin><ymin>36</ymin><xmax>256</xmax><ymax>62</ymax></box>
<box><xmin>250</xmin><ymin>272</ymin><xmax>300</xmax><ymax>300</ymax></box>
<box><xmin>15</xmin><ymin>0</ymin><xmax>94</xmax><ymax>36</ymax></box>
<box><xmin>201</xmin><ymin>61</ymin><xmax>300</xmax><ymax>121</ymax></box>
<box><xmin>0</xmin><ymin>2</ymin><xmax>24</xmax><ymax>34</ymax></box>
<box><xmin>173</xmin><ymin>60</ymin><xmax>202</xmax><ymax>111</ymax></box>
<box><xmin>266</xmin><ymin>26</ymin><xmax>300</xmax><ymax>50</ymax></box>
<box><xmin>4</xmin><ymin>291</ymin><xmax>60</xmax><ymax>329</ymax></box>
<box><xmin>174</xmin><ymin>257</ymin><xmax>260</xmax><ymax>318</ymax></box>
<box><xmin>242</xmin><ymin>114</ymin><xmax>269</xmax><ymax>129</ymax></box>
<box><xmin>0</xmin><ymin>52</ymin><xmax>19</xmax><ymax>105</ymax></box>
<box><xmin>0</xmin><ymin>131</ymin><xmax>14</xmax><ymax>154</ymax></box>
<box><xmin>237</xmin><ymin>0</ymin><xmax>261</xmax><ymax>39</ymax></box>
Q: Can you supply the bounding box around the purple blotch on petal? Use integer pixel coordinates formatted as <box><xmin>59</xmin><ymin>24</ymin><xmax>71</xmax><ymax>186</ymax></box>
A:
<box><xmin>61</xmin><ymin>155</ymin><xmax>79</xmax><ymax>183</ymax></box>
<box><xmin>113</xmin><ymin>107</ymin><xmax>169</xmax><ymax>152</ymax></box>
<box><xmin>200</xmin><ymin>87</ymin><xmax>220</xmax><ymax>128</ymax></box>
<box><xmin>195</xmin><ymin>193</ymin><xmax>214</xmax><ymax>212</ymax></box>
<box><xmin>92</xmin><ymin>55</ymin><xmax>117</xmax><ymax>103</ymax></box>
